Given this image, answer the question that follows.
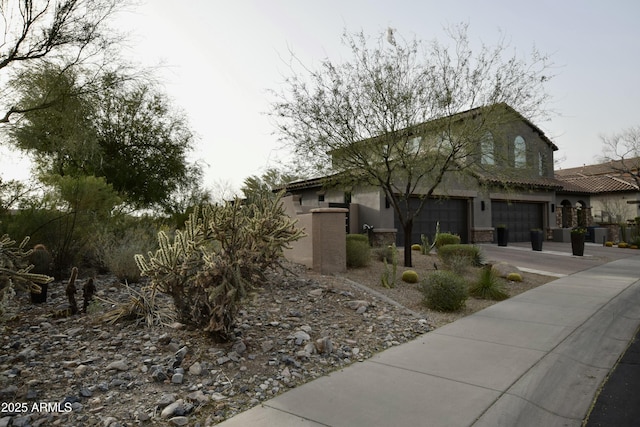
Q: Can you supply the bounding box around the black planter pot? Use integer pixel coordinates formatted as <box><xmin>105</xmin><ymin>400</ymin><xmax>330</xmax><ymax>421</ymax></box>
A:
<box><xmin>530</xmin><ymin>230</ymin><xmax>544</xmax><ymax>251</ymax></box>
<box><xmin>571</xmin><ymin>233</ymin><xmax>585</xmax><ymax>256</ymax></box>
<box><xmin>30</xmin><ymin>283</ymin><xmax>48</xmax><ymax>304</ymax></box>
<box><xmin>497</xmin><ymin>227</ymin><xmax>508</xmax><ymax>247</ymax></box>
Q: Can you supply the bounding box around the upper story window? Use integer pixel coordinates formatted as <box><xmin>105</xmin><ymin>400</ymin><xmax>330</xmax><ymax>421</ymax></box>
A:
<box><xmin>408</xmin><ymin>136</ymin><xmax>422</xmax><ymax>154</ymax></box>
<box><xmin>514</xmin><ymin>136</ymin><xmax>526</xmax><ymax>168</ymax></box>
<box><xmin>538</xmin><ymin>152</ymin><xmax>544</xmax><ymax>176</ymax></box>
<box><xmin>481</xmin><ymin>132</ymin><xmax>495</xmax><ymax>165</ymax></box>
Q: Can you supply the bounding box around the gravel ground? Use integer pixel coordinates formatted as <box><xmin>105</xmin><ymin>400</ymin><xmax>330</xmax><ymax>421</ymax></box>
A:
<box><xmin>0</xmin><ymin>250</ymin><xmax>553</xmax><ymax>426</ymax></box>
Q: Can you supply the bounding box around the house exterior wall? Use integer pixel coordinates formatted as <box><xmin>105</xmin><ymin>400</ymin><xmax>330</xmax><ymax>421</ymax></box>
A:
<box><xmin>294</xmin><ymin>187</ymin><xmax>346</xmax><ymax>208</ymax></box>
<box><xmin>351</xmin><ymin>186</ymin><xmax>394</xmax><ymax>230</ymax></box>
<box><xmin>590</xmin><ymin>193</ymin><xmax>640</xmax><ymax>224</ymax></box>
<box><xmin>492</xmin><ymin>120</ymin><xmax>556</xmax><ymax>179</ymax></box>
<box><xmin>470</xmin><ymin>189</ymin><xmax>493</xmax><ymax>242</ymax></box>
<box><xmin>281</xmin><ymin>196</ymin><xmax>314</xmax><ymax>268</ymax></box>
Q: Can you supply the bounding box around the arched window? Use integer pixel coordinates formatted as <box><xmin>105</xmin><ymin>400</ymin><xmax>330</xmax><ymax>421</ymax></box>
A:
<box><xmin>514</xmin><ymin>136</ymin><xmax>526</xmax><ymax>168</ymax></box>
<box><xmin>481</xmin><ymin>132</ymin><xmax>495</xmax><ymax>165</ymax></box>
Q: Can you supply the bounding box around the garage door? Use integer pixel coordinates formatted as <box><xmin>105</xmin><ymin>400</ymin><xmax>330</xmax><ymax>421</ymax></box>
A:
<box><xmin>491</xmin><ymin>201</ymin><xmax>543</xmax><ymax>242</ymax></box>
<box><xmin>395</xmin><ymin>197</ymin><xmax>468</xmax><ymax>247</ymax></box>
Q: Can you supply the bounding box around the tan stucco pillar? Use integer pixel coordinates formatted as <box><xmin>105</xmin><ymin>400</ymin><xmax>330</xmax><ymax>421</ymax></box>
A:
<box><xmin>311</xmin><ymin>208</ymin><xmax>348</xmax><ymax>274</ymax></box>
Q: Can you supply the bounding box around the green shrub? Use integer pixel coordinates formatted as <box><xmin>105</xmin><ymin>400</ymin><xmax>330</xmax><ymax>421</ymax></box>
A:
<box><xmin>98</xmin><ymin>226</ymin><xmax>158</xmax><ymax>283</ymax></box>
<box><xmin>437</xmin><ymin>244</ymin><xmax>483</xmax><ymax>268</ymax></box>
<box><xmin>445</xmin><ymin>254</ymin><xmax>473</xmax><ymax>275</ymax></box>
<box><xmin>401</xmin><ymin>270</ymin><xmax>419</xmax><ymax>283</ymax></box>
<box><xmin>374</xmin><ymin>245</ymin><xmax>396</xmax><ymax>262</ymax></box>
<box><xmin>0</xmin><ymin>176</ymin><xmax>122</xmax><ymax>274</ymax></box>
<box><xmin>605</xmin><ymin>241</ymin><xmax>613</xmax><ymax>247</ymax></box>
<box><xmin>419</xmin><ymin>271</ymin><xmax>468</xmax><ymax>312</ymax></box>
<box><xmin>411</xmin><ymin>244</ymin><xmax>422</xmax><ymax>251</ymax></box>
<box><xmin>346</xmin><ymin>234</ymin><xmax>371</xmax><ymax>268</ymax></box>
<box><xmin>506</xmin><ymin>272</ymin><xmax>523</xmax><ymax>282</ymax></box>
<box><xmin>469</xmin><ymin>267</ymin><xmax>509</xmax><ymax>301</ymax></box>
<box><xmin>435</xmin><ymin>233</ymin><xmax>461</xmax><ymax>248</ymax></box>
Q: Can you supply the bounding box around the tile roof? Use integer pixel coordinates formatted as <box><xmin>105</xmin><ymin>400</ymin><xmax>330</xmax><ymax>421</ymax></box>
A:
<box><xmin>556</xmin><ymin>158</ymin><xmax>640</xmax><ymax>177</ymax></box>
<box><xmin>555</xmin><ymin>157</ymin><xmax>640</xmax><ymax>194</ymax></box>
<box><xmin>557</xmin><ymin>175</ymin><xmax>638</xmax><ymax>193</ymax></box>
<box><xmin>479</xmin><ymin>175</ymin><xmax>564</xmax><ymax>190</ymax></box>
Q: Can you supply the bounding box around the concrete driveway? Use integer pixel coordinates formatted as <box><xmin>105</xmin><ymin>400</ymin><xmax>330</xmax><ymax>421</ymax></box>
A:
<box><xmin>478</xmin><ymin>241</ymin><xmax>637</xmax><ymax>277</ymax></box>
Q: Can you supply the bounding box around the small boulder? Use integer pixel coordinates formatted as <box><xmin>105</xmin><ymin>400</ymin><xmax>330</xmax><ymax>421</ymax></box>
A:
<box><xmin>347</xmin><ymin>300</ymin><xmax>369</xmax><ymax>310</ymax></box>
<box><xmin>490</xmin><ymin>262</ymin><xmax>521</xmax><ymax>278</ymax></box>
<box><xmin>106</xmin><ymin>360</ymin><xmax>128</xmax><ymax>371</ymax></box>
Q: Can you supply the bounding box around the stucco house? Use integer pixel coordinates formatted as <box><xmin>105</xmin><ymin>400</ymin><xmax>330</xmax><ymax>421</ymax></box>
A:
<box><xmin>555</xmin><ymin>162</ymin><xmax>640</xmax><ymax>223</ymax></box>
<box><xmin>280</xmin><ymin>103</ymin><xmax>565</xmax><ymax>246</ymax></box>
<box><xmin>555</xmin><ymin>159</ymin><xmax>640</xmax><ymax>231</ymax></box>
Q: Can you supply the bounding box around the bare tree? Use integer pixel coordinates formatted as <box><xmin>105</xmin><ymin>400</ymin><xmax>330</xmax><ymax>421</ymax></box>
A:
<box><xmin>271</xmin><ymin>25</ymin><xmax>553</xmax><ymax>266</ymax></box>
<box><xmin>601</xmin><ymin>126</ymin><xmax>640</xmax><ymax>188</ymax></box>
<box><xmin>0</xmin><ymin>0</ymin><xmax>126</xmax><ymax>123</ymax></box>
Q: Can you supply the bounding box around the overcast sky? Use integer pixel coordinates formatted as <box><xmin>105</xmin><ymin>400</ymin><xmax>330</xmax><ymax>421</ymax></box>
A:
<box><xmin>2</xmin><ymin>0</ymin><xmax>639</xmax><ymax>193</ymax></box>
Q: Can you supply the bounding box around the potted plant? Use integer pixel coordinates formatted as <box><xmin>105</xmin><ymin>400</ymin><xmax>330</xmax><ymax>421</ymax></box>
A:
<box><xmin>571</xmin><ymin>227</ymin><xmax>586</xmax><ymax>256</ymax></box>
<box><xmin>530</xmin><ymin>229</ymin><xmax>544</xmax><ymax>251</ymax></box>
<box><xmin>496</xmin><ymin>225</ymin><xmax>508</xmax><ymax>247</ymax></box>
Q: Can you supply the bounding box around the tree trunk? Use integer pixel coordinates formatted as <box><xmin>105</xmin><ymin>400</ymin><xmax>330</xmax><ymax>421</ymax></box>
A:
<box><xmin>403</xmin><ymin>221</ymin><xmax>413</xmax><ymax>267</ymax></box>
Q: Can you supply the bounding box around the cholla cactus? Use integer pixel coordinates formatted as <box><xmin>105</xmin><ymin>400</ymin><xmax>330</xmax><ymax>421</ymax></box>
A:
<box><xmin>135</xmin><ymin>193</ymin><xmax>303</xmax><ymax>341</ymax></box>
<box><xmin>0</xmin><ymin>234</ymin><xmax>54</xmax><ymax>317</ymax></box>
<box><xmin>380</xmin><ymin>243</ymin><xmax>398</xmax><ymax>288</ymax></box>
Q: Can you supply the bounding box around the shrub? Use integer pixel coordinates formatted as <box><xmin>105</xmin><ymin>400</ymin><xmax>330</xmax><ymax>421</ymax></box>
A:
<box><xmin>605</xmin><ymin>241</ymin><xmax>613</xmax><ymax>247</ymax></box>
<box><xmin>435</xmin><ymin>233</ymin><xmax>461</xmax><ymax>248</ymax></box>
<box><xmin>445</xmin><ymin>254</ymin><xmax>473</xmax><ymax>275</ymax></box>
<box><xmin>469</xmin><ymin>267</ymin><xmax>509</xmax><ymax>301</ymax></box>
<box><xmin>506</xmin><ymin>272</ymin><xmax>523</xmax><ymax>282</ymax></box>
<box><xmin>374</xmin><ymin>245</ymin><xmax>396</xmax><ymax>262</ymax></box>
<box><xmin>419</xmin><ymin>271</ymin><xmax>468</xmax><ymax>312</ymax></box>
<box><xmin>346</xmin><ymin>234</ymin><xmax>371</xmax><ymax>268</ymax></box>
<box><xmin>438</xmin><ymin>244</ymin><xmax>483</xmax><ymax>268</ymax></box>
<box><xmin>571</xmin><ymin>227</ymin><xmax>587</xmax><ymax>235</ymax></box>
<box><xmin>618</xmin><ymin>242</ymin><xmax>628</xmax><ymax>248</ymax></box>
<box><xmin>0</xmin><ymin>176</ymin><xmax>122</xmax><ymax>274</ymax></box>
<box><xmin>99</xmin><ymin>226</ymin><xmax>158</xmax><ymax>283</ymax></box>
<box><xmin>401</xmin><ymin>270</ymin><xmax>419</xmax><ymax>283</ymax></box>
<box><xmin>411</xmin><ymin>244</ymin><xmax>422</xmax><ymax>251</ymax></box>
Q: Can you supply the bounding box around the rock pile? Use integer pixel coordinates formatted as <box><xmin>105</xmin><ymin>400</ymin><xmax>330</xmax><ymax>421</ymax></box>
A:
<box><xmin>0</xmin><ymin>267</ymin><xmax>429</xmax><ymax>426</ymax></box>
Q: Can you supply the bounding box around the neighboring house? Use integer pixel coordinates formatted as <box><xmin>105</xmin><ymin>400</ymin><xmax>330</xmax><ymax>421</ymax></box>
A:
<box><xmin>280</xmin><ymin>104</ymin><xmax>563</xmax><ymax>246</ymax></box>
<box><xmin>555</xmin><ymin>160</ymin><xmax>640</xmax><ymax>225</ymax></box>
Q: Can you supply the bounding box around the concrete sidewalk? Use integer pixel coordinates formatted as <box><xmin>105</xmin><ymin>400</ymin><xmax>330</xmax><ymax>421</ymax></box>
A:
<box><xmin>218</xmin><ymin>255</ymin><xmax>640</xmax><ymax>427</ymax></box>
